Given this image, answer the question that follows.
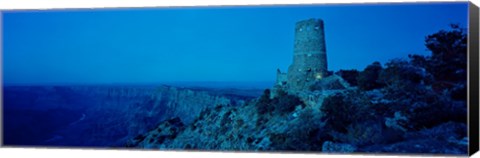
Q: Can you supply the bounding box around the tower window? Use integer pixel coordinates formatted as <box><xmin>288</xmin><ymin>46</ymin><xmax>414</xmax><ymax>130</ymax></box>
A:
<box><xmin>315</xmin><ymin>26</ymin><xmax>320</xmax><ymax>30</ymax></box>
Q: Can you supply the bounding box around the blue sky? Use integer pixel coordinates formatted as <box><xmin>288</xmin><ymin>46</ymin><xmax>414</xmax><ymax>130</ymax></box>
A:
<box><xmin>2</xmin><ymin>2</ymin><xmax>469</xmax><ymax>85</ymax></box>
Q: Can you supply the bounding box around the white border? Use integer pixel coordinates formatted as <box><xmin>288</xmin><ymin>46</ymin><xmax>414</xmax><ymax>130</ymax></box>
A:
<box><xmin>0</xmin><ymin>0</ymin><xmax>473</xmax><ymax>10</ymax></box>
<box><xmin>0</xmin><ymin>0</ymin><xmax>478</xmax><ymax>158</ymax></box>
<box><xmin>0</xmin><ymin>147</ymin><xmax>462</xmax><ymax>158</ymax></box>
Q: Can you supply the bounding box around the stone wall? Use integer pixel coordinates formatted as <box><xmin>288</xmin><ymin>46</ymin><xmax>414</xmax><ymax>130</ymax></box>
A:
<box><xmin>286</xmin><ymin>18</ymin><xmax>328</xmax><ymax>91</ymax></box>
<box><xmin>276</xmin><ymin>69</ymin><xmax>288</xmax><ymax>86</ymax></box>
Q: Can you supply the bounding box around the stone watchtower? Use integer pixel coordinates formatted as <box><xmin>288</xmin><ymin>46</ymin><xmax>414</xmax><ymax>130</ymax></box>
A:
<box><xmin>286</xmin><ymin>18</ymin><xmax>328</xmax><ymax>91</ymax></box>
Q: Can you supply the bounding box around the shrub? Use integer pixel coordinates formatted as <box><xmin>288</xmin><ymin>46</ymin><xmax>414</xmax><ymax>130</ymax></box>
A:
<box><xmin>357</xmin><ymin>62</ymin><xmax>384</xmax><ymax>91</ymax></box>
<box><xmin>425</xmin><ymin>24</ymin><xmax>467</xmax><ymax>83</ymax></box>
<box><xmin>271</xmin><ymin>89</ymin><xmax>304</xmax><ymax>114</ymax></box>
<box><xmin>330</xmin><ymin>120</ymin><xmax>404</xmax><ymax>148</ymax></box>
<box><xmin>346</xmin><ymin>122</ymin><xmax>382</xmax><ymax>146</ymax></box>
<box><xmin>378</xmin><ymin>59</ymin><xmax>427</xmax><ymax>89</ymax></box>
<box><xmin>255</xmin><ymin>89</ymin><xmax>274</xmax><ymax>115</ymax></box>
<box><xmin>134</xmin><ymin>134</ymin><xmax>146</xmax><ymax>141</ymax></box>
<box><xmin>259</xmin><ymin>89</ymin><xmax>271</xmax><ymax>103</ymax></box>
<box><xmin>269</xmin><ymin>109</ymin><xmax>325</xmax><ymax>151</ymax></box>
<box><xmin>336</xmin><ymin>69</ymin><xmax>360</xmax><ymax>86</ymax></box>
<box><xmin>450</xmin><ymin>84</ymin><xmax>467</xmax><ymax>100</ymax></box>
<box><xmin>407</xmin><ymin>25</ymin><xmax>467</xmax><ymax>88</ymax></box>
<box><xmin>409</xmin><ymin>54</ymin><xmax>429</xmax><ymax>68</ymax></box>
<box><xmin>377</xmin><ymin>51</ymin><xmax>466</xmax><ymax>130</ymax></box>
<box><xmin>320</xmin><ymin>91</ymin><xmax>373</xmax><ymax>133</ymax></box>
<box><xmin>381</xmin><ymin>82</ymin><xmax>465</xmax><ymax>130</ymax></box>
<box><xmin>256</xmin><ymin>116</ymin><xmax>268</xmax><ymax>128</ymax></box>
<box><xmin>321</xmin><ymin>94</ymin><xmax>352</xmax><ymax>133</ymax></box>
<box><xmin>268</xmin><ymin>133</ymin><xmax>289</xmax><ymax>150</ymax></box>
<box><xmin>255</xmin><ymin>88</ymin><xmax>303</xmax><ymax>115</ymax></box>
<box><xmin>406</xmin><ymin>95</ymin><xmax>462</xmax><ymax>130</ymax></box>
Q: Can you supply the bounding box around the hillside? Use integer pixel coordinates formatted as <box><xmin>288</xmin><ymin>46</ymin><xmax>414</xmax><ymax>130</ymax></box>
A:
<box><xmin>126</xmin><ymin>74</ymin><xmax>467</xmax><ymax>154</ymax></box>
<box><xmin>3</xmin><ymin>85</ymin><xmax>256</xmax><ymax>147</ymax></box>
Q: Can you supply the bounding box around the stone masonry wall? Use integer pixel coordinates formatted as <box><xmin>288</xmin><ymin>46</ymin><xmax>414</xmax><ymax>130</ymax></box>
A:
<box><xmin>286</xmin><ymin>18</ymin><xmax>328</xmax><ymax>91</ymax></box>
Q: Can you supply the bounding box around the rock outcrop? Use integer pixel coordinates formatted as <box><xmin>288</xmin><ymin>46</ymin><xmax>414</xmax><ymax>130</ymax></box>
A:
<box><xmin>3</xmin><ymin>85</ymin><xmax>251</xmax><ymax>147</ymax></box>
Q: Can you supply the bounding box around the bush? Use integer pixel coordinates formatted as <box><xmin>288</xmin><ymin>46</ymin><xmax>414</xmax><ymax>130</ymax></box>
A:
<box><xmin>336</xmin><ymin>69</ymin><xmax>359</xmax><ymax>86</ymax></box>
<box><xmin>255</xmin><ymin>89</ymin><xmax>304</xmax><ymax>115</ymax></box>
<box><xmin>256</xmin><ymin>116</ymin><xmax>268</xmax><ymax>128</ymax></box>
<box><xmin>381</xmin><ymin>81</ymin><xmax>465</xmax><ymax>130</ymax></box>
<box><xmin>408</xmin><ymin>25</ymin><xmax>467</xmax><ymax>88</ymax></box>
<box><xmin>378</xmin><ymin>59</ymin><xmax>428</xmax><ymax>89</ymax></box>
<box><xmin>425</xmin><ymin>24</ymin><xmax>467</xmax><ymax>83</ymax></box>
<box><xmin>377</xmin><ymin>28</ymin><xmax>468</xmax><ymax>128</ymax></box>
<box><xmin>320</xmin><ymin>91</ymin><xmax>373</xmax><ymax>133</ymax></box>
<box><xmin>409</xmin><ymin>54</ymin><xmax>429</xmax><ymax>68</ymax></box>
<box><xmin>357</xmin><ymin>62</ymin><xmax>384</xmax><ymax>91</ymax></box>
<box><xmin>377</xmin><ymin>56</ymin><xmax>466</xmax><ymax>129</ymax></box>
<box><xmin>321</xmin><ymin>94</ymin><xmax>348</xmax><ymax>132</ymax></box>
<box><xmin>330</xmin><ymin>120</ymin><xmax>384</xmax><ymax>146</ymax></box>
<box><xmin>405</xmin><ymin>25</ymin><xmax>467</xmax><ymax>96</ymax></box>
<box><xmin>450</xmin><ymin>84</ymin><xmax>467</xmax><ymax>100</ymax></box>
<box><xmin>255</xmin><ymin>89</ymin><xmax>274</xmax><ymax>115</ymax></box>
<box><xmin>271</xmin><ymin>89</ymin><xmax>304</xmax><ymax>114</ymax></box>
<box><xmin>259</xmin><ymin>89</ymin><xmax>271</xmax><ymax>103</ymax></box>
<box><xmin>269</xmin><ymin>109</ymin><xmax>325</xmax><ymax>151</ymax></box>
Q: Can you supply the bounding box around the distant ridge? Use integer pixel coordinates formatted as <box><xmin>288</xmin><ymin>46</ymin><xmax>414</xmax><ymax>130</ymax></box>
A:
<box><xmin>3</xmin><ymin>81</ymin><xmax>274</xmax><ymax>90</ymax></box>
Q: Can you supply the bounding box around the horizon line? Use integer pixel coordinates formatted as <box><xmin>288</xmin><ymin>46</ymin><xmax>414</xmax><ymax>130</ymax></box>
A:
<box><xmin>2</xmin><ymin>80</ymin><xmax>276</xmax><ymax>86</ymax></box>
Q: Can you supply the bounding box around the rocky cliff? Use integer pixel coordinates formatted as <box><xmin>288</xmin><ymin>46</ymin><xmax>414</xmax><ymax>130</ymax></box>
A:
<box><xmin>3</xmin><ymin>85</ymin><xmax>253</xmax><ymax>147</ymax></box>
<box><xmin>126</xmin><ymin>75</ymin><xmax>467</xmax><ymax>155</ymax></box>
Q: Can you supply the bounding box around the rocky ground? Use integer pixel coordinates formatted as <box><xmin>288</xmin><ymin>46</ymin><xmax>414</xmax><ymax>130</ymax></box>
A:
<box><xmin>126</xmin><ymin>74</ymin><xmax>468</xmax><ymax>156</ymax></box>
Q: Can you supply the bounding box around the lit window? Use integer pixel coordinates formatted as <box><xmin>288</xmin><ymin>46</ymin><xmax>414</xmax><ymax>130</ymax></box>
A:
<box><xmin>315</xmin><ymin>26</ymin><xmax>319</xmax><ymax>30</ymax></box>
<box><xmin>316</xmin><ymin>74</ymin><xmax>322</xmax><ymax>79</ymax></box>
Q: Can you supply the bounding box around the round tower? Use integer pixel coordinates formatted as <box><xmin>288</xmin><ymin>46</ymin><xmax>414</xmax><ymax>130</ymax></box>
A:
<box><xmin>287</xmin><ymin>18</ymin><xmax>328</xmax><ymax>91</ymax></box>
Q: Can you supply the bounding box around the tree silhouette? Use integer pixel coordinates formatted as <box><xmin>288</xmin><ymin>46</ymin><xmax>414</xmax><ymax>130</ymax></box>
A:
<box><xmin>424</xmin><ymin>24</ymin><xmax>467</xmax><ymax>83</ymax></box>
